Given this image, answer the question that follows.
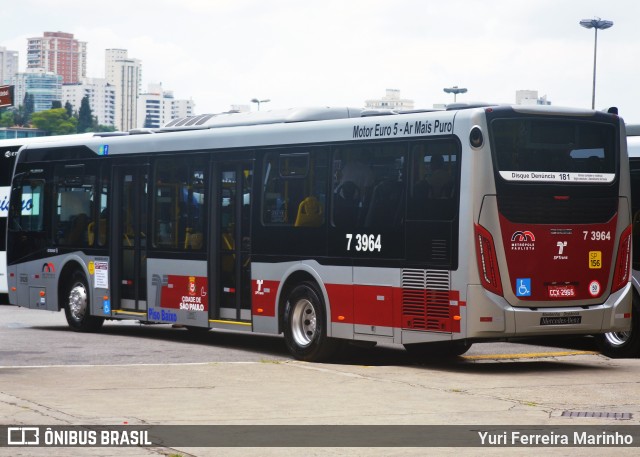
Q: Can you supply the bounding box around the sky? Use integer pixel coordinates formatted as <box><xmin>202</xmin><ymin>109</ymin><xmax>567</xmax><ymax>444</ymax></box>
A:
<box><xmin>2</xmin><ymin>0</ymin><xmax>640</xmax><ymax>121</ymax></box>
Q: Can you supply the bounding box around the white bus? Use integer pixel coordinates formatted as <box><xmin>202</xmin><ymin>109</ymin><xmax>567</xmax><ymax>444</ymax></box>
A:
<box><xmin>6</xmin><ymin>105</ymin><xmax>633</xmax><ymax>361</ymax></box>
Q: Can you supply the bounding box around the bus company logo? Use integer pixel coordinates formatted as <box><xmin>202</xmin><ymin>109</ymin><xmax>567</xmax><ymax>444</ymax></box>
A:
<box><xmin>511</xmin><ymin>231</ymin><xmax>535</xmax><ymax>242</ymax></box>
<box><xmin>510</xmin><ymin>230</ymin><xmax>535</xmax><ymax>251</ymax></box>
<box><xmin>554</xmin><ymin>241</ymin><xmax>568</xmax><ymax>260</ymax></box>
<box><xmin>255</xmin><ymin>279</ymin><xmax>265</xmax><ymax>296</ymax></box>
<box><xmin>188</xmin><ymin>276</ymin><xmax>196</xmax><ymax>296</ymax></box>
<box><xmin>41</xmin><ymin>262</ymin><xmax>56</xmax><ymax>278</ymax></box>
<box><xmin>254</xmin><ymin>279</ymin><xmax>272</xmax><ymax>296</ymax></box>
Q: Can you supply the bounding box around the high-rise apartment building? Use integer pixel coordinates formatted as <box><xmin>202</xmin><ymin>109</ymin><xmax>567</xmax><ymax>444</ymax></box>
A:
<box><xmin>12</xmin><ymin>68</ymin><xmax>63</xmax><ymax>113</ymax></box>
<box><xmin>516</xmin><ymin>90</ymin><xmax>551</xmax><ymax>106</ymax></box>
<box><xmin>105</xmin><ymin>49</ymin><xmax>141</xmax><ymax>131</ymax></box>
<box><xmin>137</xmin><ymin>83</ymin><xmax>195</xmax><ymax>129</ymax></box>
<box><xmin>365</xmin><ymin>89</ymin><xmax>414</xmax><ymax>111</ymax></box>
<box><xmin>0</xmin><ymin>46</ymin><xmax>19</xmax><ymax>86</ymax></box>
<box><xmin>62</xmin><ymin>78</ymin><xmax>116</xmax><ymax>127</ymax></box>
<box><xmin>26</xmin><ymin>32</ymin><xmax>87</xmax><ymax>84</ymax></box>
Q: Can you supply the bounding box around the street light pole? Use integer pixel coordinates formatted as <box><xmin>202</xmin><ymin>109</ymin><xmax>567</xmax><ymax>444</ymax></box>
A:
<box><xmin>251</xmin><ymin>98</ymin><xmax>270</xmax><ymax>111</ymax></box>
<box><xmin>443</xmin><ymin>86</ymin><xmax>467</xmax><ymax>103</ymax></box>
<box><xmin>579</xmin><ymin>18</ymin><xmax>613</xmax><ymax>109</ymax></box>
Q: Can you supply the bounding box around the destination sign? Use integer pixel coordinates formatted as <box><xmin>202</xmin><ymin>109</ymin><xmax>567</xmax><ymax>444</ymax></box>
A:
<box><xmin>0</xmin><ymin>85</ymin><xmax>14</xmax><ymax>108</ymax></box>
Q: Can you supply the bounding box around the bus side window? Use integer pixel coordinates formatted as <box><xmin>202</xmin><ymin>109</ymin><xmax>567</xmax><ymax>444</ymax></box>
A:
<box><xmin>97</xmin><ymin>173</ymin><xmax>109</xmax><ymax>246</ymax></box>
<box><xmin>262</xmin><ymin>149</ymin><xmax>327</xmax><ymax>228</ymax></box>
<box><xmin>153</xmin><ymin>157</ymin><xmax>206</xmax><ymax>250</ymax></box>
<box><xmin>332</xmin><ymin>148</ymin><xmax>373</xmax><ymax>227</ymax></box>
<box><xmin>58</xmin><ymin>192</ymin><xmax>90</xmax><ymax>244</ymax></box>
<box><xmin>332</xmin><ymin>145</ymin><xmax>405</xmax><ymax>229</ymax></box>
<box><xmin>365</xmin><ymin>178</ymin><xmax>403</xmax><ymax>228</ymax></box>
<box><xmin>333</xmin><ymin>180</ymin><xmax>360</xmax><ymax>228</ymax></box>
<box><xmin>408</xmin><ymin>140</ymin><xmax>458</xmax><ymax>221</ymax></box>
<box><xmin>54</xmin><ymin>168</ymin><xmax>95</xmax><ymax>247</ymax></box>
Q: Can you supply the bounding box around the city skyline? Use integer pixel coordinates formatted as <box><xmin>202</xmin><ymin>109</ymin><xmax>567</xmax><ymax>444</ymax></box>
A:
<box><xmin>3</xmin><ymin>37</ymin><xmax>196</xmax><ymax>130</ymax></box>
<box><xmin>1</xmin><ymin>1</ymin><xmax>639</xmax><ymax>121</ymax></box>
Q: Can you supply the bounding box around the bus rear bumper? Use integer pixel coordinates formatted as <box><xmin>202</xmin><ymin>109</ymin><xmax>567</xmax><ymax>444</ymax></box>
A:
<box><xmin>465</xmin><ymin>283</ymin><xmax>633</xmax><ymax>338</ymax></box>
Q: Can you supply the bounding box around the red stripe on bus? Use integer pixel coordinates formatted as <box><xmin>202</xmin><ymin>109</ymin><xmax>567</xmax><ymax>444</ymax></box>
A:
<box><xmin>326</xmin><ymin>283</ymin><xmax>463</xmax><ymax>332</ymax></box>
<box><xmin>251</xmin><ymin>279</ymin><xmax>279</xmax><ymax>317</ymax></box>
<box><xmin>249</xmin><ymin>279</ymin><xmax>463</xmax><ymax>331</ymax></box>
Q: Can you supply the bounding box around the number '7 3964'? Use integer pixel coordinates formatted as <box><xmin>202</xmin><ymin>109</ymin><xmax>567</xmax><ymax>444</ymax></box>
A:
<box><xmin>582</xmin><ymin>231</ymin><xmax>610</xmax><ymax>241</ymax></box>
<box><xmin>346</xmin><ymin>234</ymin><xmax>382</xmax><ymax>252</ymax></box>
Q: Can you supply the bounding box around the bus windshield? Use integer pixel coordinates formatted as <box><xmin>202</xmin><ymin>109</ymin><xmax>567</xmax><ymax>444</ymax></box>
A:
<box><xmin>492</xmin><ymin>118</ymin><xmax>616</xmax><ymax>183</ymax></box>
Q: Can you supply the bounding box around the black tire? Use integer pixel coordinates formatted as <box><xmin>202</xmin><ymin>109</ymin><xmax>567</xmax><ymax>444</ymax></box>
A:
<box><xmin>404</xmin><ymin>340</ymin><xmax>472</xmax><ymax>359</ymax></box>
<box><xmin>283</xmin><ymin>281</ymin><xmax>340</xmax><ymax>362</ymax></box>
<box><xmin>597</xmin><ymin>292</ymin><xmax>640</xmax><ymax>358</ymax></box>
<box><xmin>63</xmin><ymin>271</ymin><xmax>104</xmax><ymax>332</ymax></box>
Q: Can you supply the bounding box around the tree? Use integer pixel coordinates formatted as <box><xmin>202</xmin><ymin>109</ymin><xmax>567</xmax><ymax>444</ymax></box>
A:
<box><xmin>31</xmin><ymin>108</ymin><xmax>78</xmax><ymax>135</ymax></box>
<box><xmin>64</xmin><ymin>101</ymin><xmax>73</xmax><ymax>118</ymax></box>
<box><xmin>11</xmin><ymin>94</ymin><xmax>35</xmax><ymax>126</ymax></box>
<box><xmin>77</xmin><ymin>96</ymin><xmax>93</xmax><ymax>133</ymax></box>
<box><xmin>91</xmin><ymin>120</ymin><xmax>117</xmax><ymax>133</ymax></box>
<box><xmin>51</xmin><ymin>100</ymin><xmax>62</xmax><ymax>109</ymax></box>
<box><xmin>13</xmin><ymin>105</ymin><xmax>26</xmax><ymax>126</ymax></box>
<box><xmin>0</xmin><ymin>109</ymin><xmax>15</xmax><ymax>127</ymax></box>
<box><xmin>23</xmin><ymin>93</ymin><xmax>34</xmax><ymax>123</ymax></box>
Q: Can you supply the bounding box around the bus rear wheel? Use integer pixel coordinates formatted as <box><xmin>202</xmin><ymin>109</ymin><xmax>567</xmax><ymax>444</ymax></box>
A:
<box><xmin>64</xmin><ymin>272</ymin><xmax>104</xmax><ymax>332</ymax></box>
<box><xmin>283</xmin><ymin>281</ymin><xmax>340</xmax><ymax>362</ymax></box>
<box><xmin>597</xmin><ymin>292</ymin><xmax>640</xmax><ymax>358</ymax></box>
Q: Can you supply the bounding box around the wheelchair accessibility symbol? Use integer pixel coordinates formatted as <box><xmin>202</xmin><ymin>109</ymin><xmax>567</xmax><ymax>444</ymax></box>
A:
<box><xmin>516</xmin><ymin>278</ymin><xmax>531</xmax><ymax>297</ymax></box>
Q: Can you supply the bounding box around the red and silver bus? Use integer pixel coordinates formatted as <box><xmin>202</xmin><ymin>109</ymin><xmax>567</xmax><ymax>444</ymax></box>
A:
<box><xmin>597</xmin><ymin>125</ymin><xmax>640</xmax><ymax>357</ymax></box>
<box><xmin>6</xmin><ymin>105</ymin><xmax>633</xmax><ymax>361</ymax></box>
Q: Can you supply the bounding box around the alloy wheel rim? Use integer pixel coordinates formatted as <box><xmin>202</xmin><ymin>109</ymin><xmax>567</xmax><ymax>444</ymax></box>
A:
<box><xmin>69</xmin><ymin>283</ymin><xmax>87</xmax><ymax>321</ymax></box>
<box><xmin>604</xmin><ymin>331</ymin><xmax>630</xmax><ymax>348</ymax></box>
<box><xmin>291</xmin><ymin>298</ymin><xmax>316</xmax><ymax>347</ymax></box>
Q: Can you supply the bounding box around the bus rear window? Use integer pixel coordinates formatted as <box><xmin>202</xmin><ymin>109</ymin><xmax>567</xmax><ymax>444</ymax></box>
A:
<box><xmin>491</xmin><ymin>119</ymin><xmax>616</xmax><ymax>183</ymax></box>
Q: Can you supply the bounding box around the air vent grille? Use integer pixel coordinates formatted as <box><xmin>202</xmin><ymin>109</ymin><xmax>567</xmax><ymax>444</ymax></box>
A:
<box><xmin>402</xmin><ymin>269</ymin><xmax>451</xmax><ymax>331</ymax></box>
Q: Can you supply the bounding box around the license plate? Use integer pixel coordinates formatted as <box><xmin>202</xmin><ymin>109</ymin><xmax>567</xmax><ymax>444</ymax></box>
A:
<box><xmin>547</xmin><ymin>285</ymin><xmax>576</xmax><ymax>298</ymax></box>
<box><xmin>540</xmin><ymin>316</ymin><xmax>582</xmax><ymax>325</ymax></box>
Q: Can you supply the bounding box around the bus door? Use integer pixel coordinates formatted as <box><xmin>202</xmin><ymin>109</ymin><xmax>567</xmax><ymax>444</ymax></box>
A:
<box><xmin>215</xmin><ymin>161</ymin><xmax>253</xmax><ymax>321</ymax></box>
<box><xmin>112</xmin><ymin>164</ymin><xmax>149</xmax><ymax>312</ymax></box>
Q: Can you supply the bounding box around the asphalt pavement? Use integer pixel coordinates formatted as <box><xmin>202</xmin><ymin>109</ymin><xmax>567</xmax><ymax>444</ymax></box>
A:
<box><xmin>0</xmin><ymin>306</ymin><xmax>639</xmax><ymax>457</ymax></box>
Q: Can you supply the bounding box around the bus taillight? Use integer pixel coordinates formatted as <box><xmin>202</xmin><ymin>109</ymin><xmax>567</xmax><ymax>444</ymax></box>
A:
<box><xmin>474</xmin><ymin>223</ymin><xmax>503</xmax><ymax>296</ymax></box>
<box><xmin>611</xmin><ymin>225</ymin><xmax>632</xmax><ymax>293</ymax></box>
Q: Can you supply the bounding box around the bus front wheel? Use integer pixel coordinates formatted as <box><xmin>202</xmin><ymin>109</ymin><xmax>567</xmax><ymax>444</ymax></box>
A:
<box><xmin>283</xmin><ymin>281</ymin><xmax>340</xmax><ymax>362</ymax></box>
<box><xmin>63</xmin><ymin>272</ymin><xmax>104</xmax><ymax>332</ymax></box>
